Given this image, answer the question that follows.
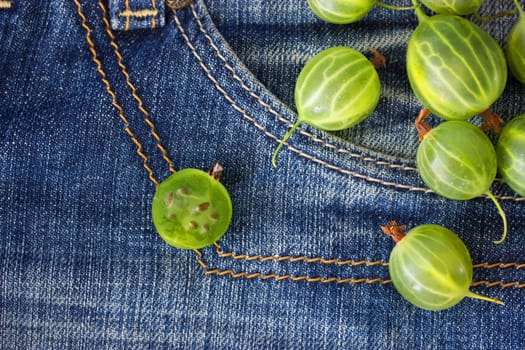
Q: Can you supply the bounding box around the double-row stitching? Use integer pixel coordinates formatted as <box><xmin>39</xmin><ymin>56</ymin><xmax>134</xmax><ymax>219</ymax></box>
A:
<box><xmin>100</xmin><ymin>1</ymin><xmax>176</xmax><ymax>174</ymax></box>
<box><xmin>188</xmin><ymin>4</ymin><xmax>417</xmax><ymax>172</ymax></box>
<box><xmin>171</xmin><ymin>9</ymin><xmax>433</xmax><ymax>195</ymax></box>
<box><xmin>76</xmin><ymin>0</ymin><xmax>525</xmax><ymax>291</ymax></box>
<box><xmin>178</xmin><ymin>5</ymin><xmax>525</xmax><ymax>202</ymax></box>
<box><xmin>73</xmin><ymin>0</ymin><xmax>159</xmax><ymax>186</ymax></box>
<box><xmin>196</xmin><ymin>247</ymin><xmax>525</xmax><ymax>289</ymax></box>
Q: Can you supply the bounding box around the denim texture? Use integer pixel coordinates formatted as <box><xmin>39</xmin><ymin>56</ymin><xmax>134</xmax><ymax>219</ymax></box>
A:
<box><xmin>1</xmin><ymin>1</ymin><xmax>524</xmax><ymax>349</ymax></box>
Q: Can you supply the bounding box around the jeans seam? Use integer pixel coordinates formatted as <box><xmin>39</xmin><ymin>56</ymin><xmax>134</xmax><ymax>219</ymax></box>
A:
<box><xmin>187</xmin><ymin>3</ymin><xmax>418</xmax><ymax>173</ymax></box>
<box><xmin>74</xmin><ymin>0</ymin><xmax>160</xmax><ymax>186</ymax></box>
<box><xmin>75</xmin><ymin>0</ymin><xmax>525</xmax><ymax>289</ymax></box>
<box><xmin>175</xmin><ymin>6</ymin><xmax>525</xmax><ymax>202</ymax></box>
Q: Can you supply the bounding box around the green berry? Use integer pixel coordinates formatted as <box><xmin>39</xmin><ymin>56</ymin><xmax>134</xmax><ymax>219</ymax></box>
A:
<box><xmin>497</xmin><ymin>114</ymin><xmax>525</xmax><ymax>196</ymax></box>
<box><xmin>307</xmin><ymin>0</ymin><xmax>376</xmax><ymax>24</ymax></box>
<box><xmin>151</xmin><ymin>168</ymin><xmax>232</xmax><ymax>249</ymax></box>
<box><xmin>407</xmin><ymin>15</ymin><xmax>507</xmax><ymax>120</ymax></box>
<box><xmin>384</xmin><ymin>222</ymin><xmax>503</xmax><ymax>311</ymax></box>
<box><xmin>419</xmin><ymin>0</ymin><xmax>483</xmax><ymax>16</ymax></box>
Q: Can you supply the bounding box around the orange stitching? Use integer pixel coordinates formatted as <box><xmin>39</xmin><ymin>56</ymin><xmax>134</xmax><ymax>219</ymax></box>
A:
<box><xmin>193</xmin><ymin>249</ymin><xmax>391</xmax><ymax>285</ymax></box>
<box><xmin>74</xmin><ymin>0</ymin><xmax>159</xmax><ymax>186</ymax></box>
<box><xmin>195</xmin><ymin>248</ymin><xmax>525</xmax><ymax>289</ymax></box>
<box><xmin>0</xmin><ymin>1</ymin><xmax>11</xmax><ymax>9</ymax></box>
<box><xmin>215</xmin><ymin>242</ymin><xmax>525</xmax><ymax>271</ymax></box>
<box><xmin>151</xmin><ymin>0</ymin><xmax>157</xmax><ymax>29</ymax></box>
<box><xmin>99</xmin><ymin>1</ymin><xmax>176</xmax><ymax>174</ymax></box>
<box><xmin>213</xmin><ymin>242</ymin><xmax>389</xmax><ymax>267</ymax></box>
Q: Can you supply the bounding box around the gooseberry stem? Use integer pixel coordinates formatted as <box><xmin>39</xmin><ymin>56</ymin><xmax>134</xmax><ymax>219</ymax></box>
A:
<box><xmin>381</xmin><ymin>221</ymin><xmax>407</xmax><ymax>243</ymax></box>
<box><xmin>485</xmin><ymin>191</ymin><xmax>508</xmax><ymax>244</ymax></box>
<box><xmin>376</xmin><ymin>2</ymin><xmax>415</xmax><ymax>11</ymax></box>
<box><xmin>514</xmin><ymin>0</ymin><xmax>524</xmax><ymax>16</ymax></box>
<box><xmin>466</xmin><ymin>291</ymin><xmax>505</xmax><ymax>305</ymax></box>
<box><xmin>411</xmin><ymin>0</ymin><xmax>428</xmax><ymax>22</ymax></box>
<box><xmin>474</xmin><ymin>9</ymin><xmax>519</xmax><ymax>22</ymax></box>
<box><xmin>271</xmin><ymin>119</ymin><xmax>302</xmax><ymax>168</ymax></box>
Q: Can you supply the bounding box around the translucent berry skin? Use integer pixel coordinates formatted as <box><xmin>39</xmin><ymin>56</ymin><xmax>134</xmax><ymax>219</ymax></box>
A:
<box><xmin>407</xmin><ymin>15</ymin><xmax>507</xmax><ymax>120</ymax></box>
<box><xmin>389</xmin><ymin>224</ymin><xmax>474</xmax><ymax>311</ymax></box>
<box><xmin>419</xmin><ymin>0</ymin><xmax>483</xmax><ymax>16</ymax></box>
<box><xmin>307</xmin><ymin>0</ymin><xmax>376</xmax><ymax>24</ymax></box>
<box><xmin>416</xmin><ymin>121</ymin><xmax>497</xmax><ymax>200</ymax></box>
<box><xmin>294</xmin><ymin>46</ymin><xmax>380</xmax><ymax>130</ymax></box>
<box><xmin>496</xmin><ymin>114</ymin><xmax>525</xmax><ymax>196</ymax></box>
<box><xmin>506</xmin><ymin>15</ymin><xmax>525</xmax><ymax>84</ymax></box>
<box><xmin>151</xmin><ymin>169</ymin><xmax>232</xmax><ymax>249</ymax></box>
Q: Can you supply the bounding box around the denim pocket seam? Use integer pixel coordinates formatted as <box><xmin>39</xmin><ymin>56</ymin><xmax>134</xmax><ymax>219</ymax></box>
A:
<box><xmin>186</xmin><ymin>4</ymin><xmax>419</xmax><ymax>174</ymax></box>
<box><xmin>75</xmin><ymin>1</ymin><xmax>525</xmax><ymax>290</ymax></box>
<box><xmin>175</xmin><ymin>6</ymin><xmax>525</xmax><ymax>202</ymax></box>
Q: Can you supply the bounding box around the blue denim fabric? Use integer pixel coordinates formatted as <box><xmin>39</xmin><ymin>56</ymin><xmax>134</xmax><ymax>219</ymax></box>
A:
<box><xmin>1</xmin><ymin>0</ymin><xmax>524</xmax><ymax>349</ymax></box>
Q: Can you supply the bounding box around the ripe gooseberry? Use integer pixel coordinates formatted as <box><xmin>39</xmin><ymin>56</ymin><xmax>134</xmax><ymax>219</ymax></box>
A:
<box><xmin>496</xmin><ymin>114</ymin><xmax>525</xmax><ymax>197</ymax></box>
<box><xmin>307</xmin><ymin>0</ymin><xmax>376</xmax><ymax>24</ymax></box>
<box><xmin>272</xmin><ymin>46</ymin><xmax>381</xmax><ymax>167</ymax></box>
<box><xmin>382</xmin><ymin>222</ymin><xmax>504</xmax><ymax>311</ymax></box>
<box><xmin>151</xmin><ymin>165</ymin><xmax>232</xmax><ymax>249</ymax></box>
<box><xmin>416</xmin><ymin>121</ymin><xmax>508</xmax><ymax>243</ymax></box>
<box><xmin>506</xmin><ymin>0</ymin><xmax>525</xmax><ymax>84</ymax></box>
<box><xmin>406</xmin><ymin>9</ymin><xmax>507</xmax><ymax>122</ymax></box>
<box><xmin>419</xmin><ymin>0</ymin><xmax>483</xmax><ymax>16</ymax></box>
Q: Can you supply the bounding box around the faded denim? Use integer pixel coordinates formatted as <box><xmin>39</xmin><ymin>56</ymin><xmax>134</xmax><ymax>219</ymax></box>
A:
<box><xmin>1</xmin><ymin>0</ymin><xmax>524</xmax><ymax>349</ymax></box>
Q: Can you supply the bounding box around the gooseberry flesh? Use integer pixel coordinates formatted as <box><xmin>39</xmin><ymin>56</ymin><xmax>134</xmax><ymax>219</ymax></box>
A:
<box><xmin>416</xmin><ymin>121</ymin><xmax>507</xmax><ymax>243</ymax></box>
<box><xmin>272</xmin><ymin>46</ymin><xmax>380</xmax><ymax>167</ymax></box>
<box><xmin>151</xmin><ymin>168</ymin><xmax>232</xmax><ymax>249</ymax></box>
<box><xmin>506</xmin><ymin>8</ymin><xmax>525</xmax><ymax>84</ymax></box>
<box><xmin>419</xmin><ymin>0</ymin><xmax>483</xmax><ymax>16</ymax></box>
<box><xmin>496</xmin><ymin>114</ymin><xmax>525</xmax><ymax>197</ymax></box>
<box><xmin>307</xmin><ymin>0</ymin><xmax>376</xmax><ymax>24</ymax></box>
<box><xmin>383</xmin><ymin>222</ymin><xmax>504</xmax><ymax>311</ymax></box>
<box><xmin>407</xmin><ymin>14</ymin><xmax>507</xmax><ymax>120</ymax></box>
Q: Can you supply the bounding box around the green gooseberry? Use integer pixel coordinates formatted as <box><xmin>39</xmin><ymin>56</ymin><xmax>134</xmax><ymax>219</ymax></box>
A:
<box><xmin>151</xmin><ymin>167</ymin><xmax>232</xmax><ymax>249</ymax></box>
<box><xmin>407</xmin><ymin>13</ymin><xmax>507</xmax><ymax>120</ymax></box>
<box><xmin>382</xmin><ymin>222</ymin><xmax>504</xmax><ymax>311</ymax></box>
<box><xmin>416</xmin><ymin>121</ymin><xmax>507</xmax><ymax>243</ymax></box>
<box><xmin>307</xmin><ymin>0</ymin><xmax>376</xmax><ymax>24</ymax></box>
<box><xmin>419</xmin><ymin>0</ymin><xmax>483</xmax><ymax>16</ymax></box>
<box><xmin>496</xmin><ymin>114</ymin><xmax>525</xmax><ymax>196</ymax></box>
<box><xmin>506</xmin><ymin>2</ymin><xmax>525</xmax><ymax>84</ymax></box>
<box><xmin>272</xmin><ymin>46</ymin><xmax>380</xmax><ymax>167</ymax></box>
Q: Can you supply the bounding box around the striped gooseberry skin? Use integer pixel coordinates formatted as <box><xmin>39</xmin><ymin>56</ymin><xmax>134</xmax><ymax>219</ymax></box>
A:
<box><xmin>496</xmin><ymin>114</ymin><xmax>525</xmax><ymax>196</ymax></box>
<box><xmin>389</xmin><ymin>224</ymin><xmax>474</xmax><ymax>311</ymax></box>
<box><xmin>407</xmin><ymin>15</ymin><xmax>507</xmax><ymax>120</ymax></box>
<box><xmin>419</xmin><ymin>0</ymin><xmax>483</xmax><ymax>16</ymax></box>
<box><xmin>294</xmin><ymin>46</ymin><xmax>380</xmax><ymax>130</ymax></box>
<box><xmin>307</xmin><ymin>0</ymin><xmax>376</xmax><ymax>24</ymax></box>
<box><xmin>506</xmin><ymin>14</ymin><xmax>525</xmax><ymax>84</ymax></box>
<box><xmin>416</xmin><ymin>121</ymin><xmax>497</xmax><ymax>200</ymax></box>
